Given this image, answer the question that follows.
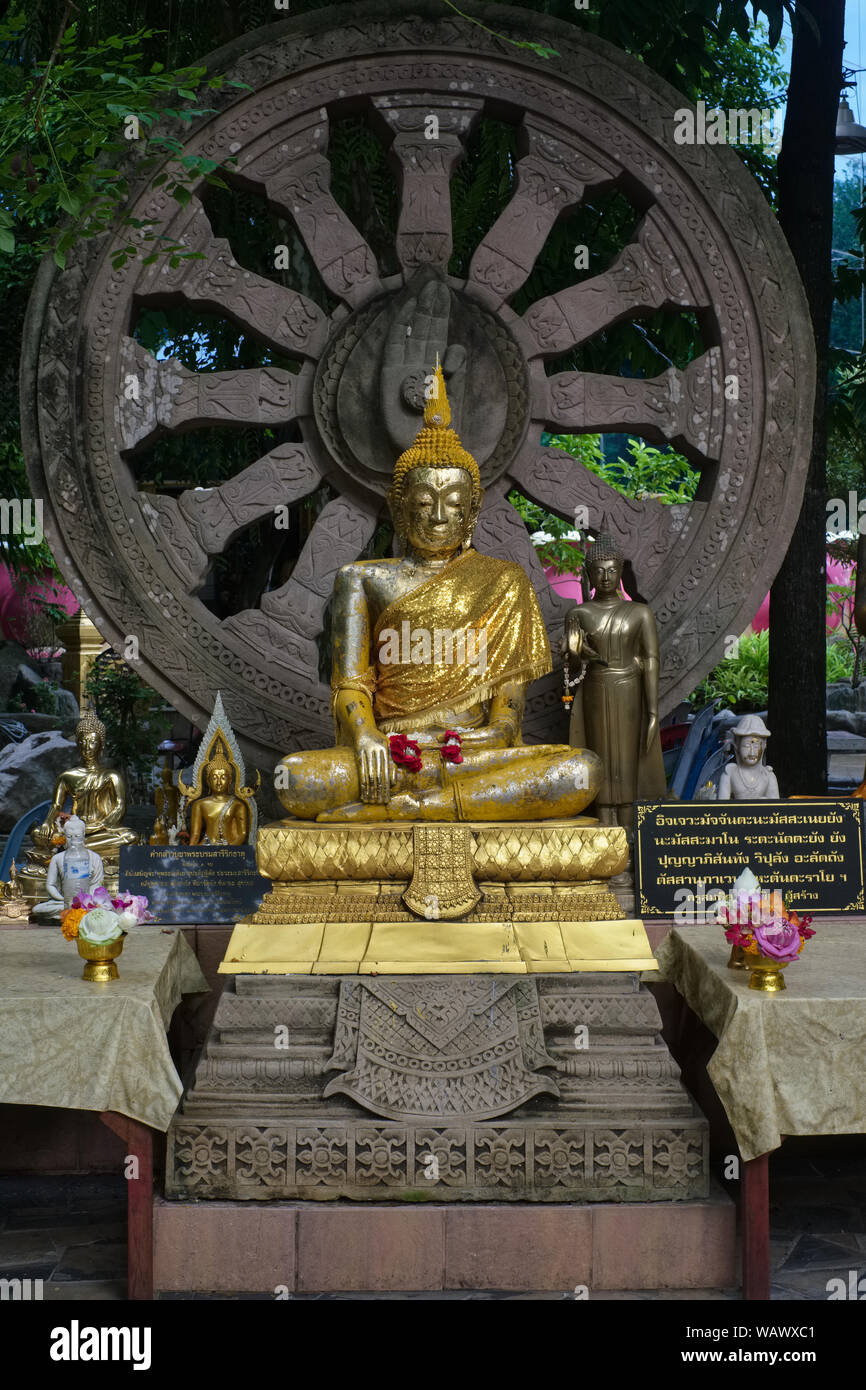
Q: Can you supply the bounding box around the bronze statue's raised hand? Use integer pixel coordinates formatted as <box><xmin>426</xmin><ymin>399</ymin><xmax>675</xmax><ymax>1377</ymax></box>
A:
<box><xmin>561</xmin><ymin>612</ymin><xmax>600</xmax><ymax>664</ymax></box>
<box><xmin>380</xmin><ymin>275</ymin><xmax>466</xmax><ymax>456</ymax></box>
<box><xmin>355</xmin><ymin>729</ymin><xmax>395</xmax><ymax>805</ymax></box>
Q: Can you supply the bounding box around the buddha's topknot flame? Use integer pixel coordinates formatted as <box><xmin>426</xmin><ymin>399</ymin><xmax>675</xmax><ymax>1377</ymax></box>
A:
<box><xmin>391</xmin><ymin>360</ymin><xmax>481</xmax><ymax>498</ymax></box>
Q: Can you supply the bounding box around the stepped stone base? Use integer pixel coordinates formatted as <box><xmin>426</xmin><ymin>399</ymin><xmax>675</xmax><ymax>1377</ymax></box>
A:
<box><xmin>166</xmin><ymin>971</ymin><xmax>709</xmax><ymax>1204</ymax></box>
<box><xmin>154</xmin><ymin>1189</ymin><xmax>736</xmax><ymax>1293</ymax></box>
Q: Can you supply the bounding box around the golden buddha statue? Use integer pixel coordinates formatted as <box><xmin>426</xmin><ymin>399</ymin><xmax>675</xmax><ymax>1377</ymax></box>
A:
<box><xmin>276</xmin><ymin>363</ymin><xmax>601</xmax><ymax>822</ymax></box>
<box><xmin>21</xmin><ymin>712</ymin><xmax>138</xmax><ymax>897</ymax></box>
<box><xmin>150</xmin><ymin>765</ymin><xmax>181</xmax><ymax>845</ymax></box>
<box><xmin>180</xmin><ymin>739</ymin><xmax>255</xmax><ymax>846</ymax></box>
<box><xmin>562</xmin><ymin>532</ymin><xmax>667</xmax><ymax>834</ymax></box>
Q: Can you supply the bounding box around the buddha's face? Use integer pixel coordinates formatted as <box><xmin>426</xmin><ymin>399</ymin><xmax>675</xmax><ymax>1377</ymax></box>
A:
<box><xmin>738</xmin><ymin>735</ymin><xmax>765</xmax><ymax>767</ymax></box>
<box><xmin>77</xmin><ymin>728</ymin><xmax>103</xmax><ymax>763</ymax></box>
<box><xmin>588</xmin><ymin>558</ymin><xmax>622</xmax><ymax>597</ymax></box>
<box><xmin>400</xmin><ymin>467</ymin><xmax>474</xmax><ymax>557</ymax></box>
<box><xmin>207</xmin><ymin>765</ymin><xmax>230</xmax><ymax>796</ymax></box>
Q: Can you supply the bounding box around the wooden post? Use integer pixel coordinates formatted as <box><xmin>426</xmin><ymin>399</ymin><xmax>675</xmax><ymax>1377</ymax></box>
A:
<box><xmin>100</xmin><ymin>1112</ymin><xmax>154</xmax><ymax>1301</ymax></box>
<box><xmin>741</xmin><ymin>1152</ymin><xmax>770</xmax><ymax>1300</ymax></box>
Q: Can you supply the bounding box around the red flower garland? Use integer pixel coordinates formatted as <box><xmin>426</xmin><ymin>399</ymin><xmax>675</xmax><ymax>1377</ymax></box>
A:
<box><xmin>388</xmin><ymin>734</ymin><xmax>422</xmax><ymax>773</ymax></box>
<box><xmin>388</xmin><ymin>731</ymin><xmax>464</xmax><ymax>771</ymax></box>
<box><xmin>440</xmin><ymin>730</ymin><xmax>463</xmax><ymax>765</ymax></box>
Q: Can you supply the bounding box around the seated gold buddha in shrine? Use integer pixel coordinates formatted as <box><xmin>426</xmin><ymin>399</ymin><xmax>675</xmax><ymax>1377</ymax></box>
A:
<box><xmin>23</xmin><ymin>712</ymin><xmax>138</xmax><ymax>892</ymax></box>
<box><xmin>276</xmin><ymin>364</ymin><xmax>601</xmax><ymax>822</ymax></box>
<box><xmin>180</xmin><ymin>738</ymin><xmax>254</xmax><ymax>846</ymax></box>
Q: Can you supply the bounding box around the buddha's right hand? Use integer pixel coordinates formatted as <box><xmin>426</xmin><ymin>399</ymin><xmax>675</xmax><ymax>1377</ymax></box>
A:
<box><xmin>562</xmin><ymin>615</ymin><xmax>600</xmax><ymax>663</ymax></box>
<box><xmin>355</xmin><ymin>731</ymin><xmax>395</xmax><ymax>804</ymax></box>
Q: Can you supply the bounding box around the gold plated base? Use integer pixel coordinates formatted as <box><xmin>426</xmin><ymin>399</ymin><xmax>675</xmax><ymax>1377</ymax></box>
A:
<box><xmin>221</xmin><ymin>817</ymin><xmax>647</xmax><ymax>975</ymax></box>
<box><xmin>219</xmin><ymin>917</ymin><xmax>657</xmax><ymax>975</ymax></box>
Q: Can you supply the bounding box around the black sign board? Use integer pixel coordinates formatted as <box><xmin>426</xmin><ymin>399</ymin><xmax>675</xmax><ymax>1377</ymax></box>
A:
<box><xmin>635</xmin><ymin>799</ymin><xmax>865</xmax><ymax>916</ymax></box>
<box><xmin>118</xmin><ymin>845</ymin><xmax>270</xmax><ymax>924</ymax></box>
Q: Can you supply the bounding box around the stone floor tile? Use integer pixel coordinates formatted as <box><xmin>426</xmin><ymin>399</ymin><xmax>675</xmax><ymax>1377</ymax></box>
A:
<box><xmin>4</xmin><ymin>1207</ymin><xmax>124</xmax><ymax>1231</ymax></box>
<box><xmin>771</xmin><ymin>1267</ymin><xmax>860</xmax><ymax>1299</ymax></box>
<box><xmin>43</xmin><ymin>1280</ymin><xmax>126</xmax><ymax>1301</ymax></box>
<box><xmin>769</xmin><ymin>1203</ymin><xmax>866</xmax><ymax>1234</ymax></box>
<box><xmin>51</xmin><ymin>1239</ymin><xmax>127</xmax><ymax>1282</ymax></box>
<box><xmin>0</xmin><ymin>1229</ymin><xmax>60</xmax><ymax>1276</ymax></box>
<box><xmin>779</xmin><ymin>1234</ymin><xmax>864</xmax><ymax>1272</ymax></box>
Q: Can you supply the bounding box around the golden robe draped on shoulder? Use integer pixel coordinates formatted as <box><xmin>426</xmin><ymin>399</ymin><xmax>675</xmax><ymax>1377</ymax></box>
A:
<box><xmin>334</xmin><ymin>549</ymin><xmax>552</xmax><ymax>734</ymax></box>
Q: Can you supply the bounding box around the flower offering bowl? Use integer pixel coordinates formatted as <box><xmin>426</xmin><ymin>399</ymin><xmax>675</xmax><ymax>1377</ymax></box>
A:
<box><xmin>76</xmin><ymin>932</ymin><xmax>126</xmax><ymax>982</ymax></box>
<box><xmin>747</xmin><ymin>952</ymin><xmax>791</xmax><ymax>993</ymax></box>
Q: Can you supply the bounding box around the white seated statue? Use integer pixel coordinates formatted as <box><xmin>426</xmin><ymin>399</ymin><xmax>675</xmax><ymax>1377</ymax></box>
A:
<box><xmin>32</xmin><ymin>815</ymin><xmax>105</xmax><ymax>921</ymax></box>
<box><xmin>716</xmin><ymin>714</ymin><xmax>779</xmax><ymax>800</ymax></box>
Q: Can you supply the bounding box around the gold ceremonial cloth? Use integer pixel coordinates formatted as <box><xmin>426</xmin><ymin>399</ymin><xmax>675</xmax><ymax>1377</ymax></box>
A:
<box><xmin>368</xmin><ymin>549</ymin><xmax>552</xmax><ymax>733</ymax></box>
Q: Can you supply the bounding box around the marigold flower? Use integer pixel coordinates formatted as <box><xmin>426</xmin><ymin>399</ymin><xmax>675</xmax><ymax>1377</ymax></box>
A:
<box><xmin>60</xmin><ymin>907</ymin><xmax>86</xmax><ymax>940</ymax></box>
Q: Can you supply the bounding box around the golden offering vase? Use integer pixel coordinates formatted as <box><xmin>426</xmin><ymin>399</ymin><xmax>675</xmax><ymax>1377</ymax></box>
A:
<box><xmin>746</xmin><ymin>952</ymin><xmax>791</xmax><ymax>992</ymax></box>
<box><xmin>76</xmin><ymin>933</ymin><xmax>126</xmax><ymax>982</ymax></box>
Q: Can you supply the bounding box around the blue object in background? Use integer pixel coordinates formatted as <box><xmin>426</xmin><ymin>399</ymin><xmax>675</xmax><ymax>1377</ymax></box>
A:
<box><xmin>0</xmin><ymin>800</ymin><xmax>50</xmax><ymax>882</ymax></box>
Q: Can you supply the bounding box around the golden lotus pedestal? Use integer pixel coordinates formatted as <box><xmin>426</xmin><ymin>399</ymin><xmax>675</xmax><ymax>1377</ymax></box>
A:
<box><xmin>220</xmin><ymin>818</ymin><xmax>657</xmax><ymax>975</ymax></box>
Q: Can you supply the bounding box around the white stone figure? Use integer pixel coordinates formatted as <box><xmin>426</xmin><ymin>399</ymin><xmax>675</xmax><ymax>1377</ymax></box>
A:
<box><xmin>716</xmin><ymin>715</ymin><xmax>779</xmax><ymax>800</ymax></box>
<box><xmin>32</xmin><ymin>815</ymin><xmax>105</xmax><ymax>921</ymax></box>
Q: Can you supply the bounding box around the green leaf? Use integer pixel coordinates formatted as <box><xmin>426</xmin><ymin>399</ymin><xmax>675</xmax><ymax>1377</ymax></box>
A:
<box><xmin>53</xmin><ymin>248</ymin><xmax>66</xmax><ymax>268</ymax></box>
<box><xmin>0</xmin><ymin>228</ymin><xmax>15</xmax><ymax>253</ymax></box>
<box><xmin>170</xmin><ymin>185</ymin><xmax>192</xmax><ymax>205</ymax></box>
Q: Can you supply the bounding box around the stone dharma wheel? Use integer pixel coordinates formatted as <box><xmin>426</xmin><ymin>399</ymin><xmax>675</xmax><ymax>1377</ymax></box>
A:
<box><xmin>21</xmin><ymin>3</ymin><xmax>814</xmax><ymax>765</ymax></box>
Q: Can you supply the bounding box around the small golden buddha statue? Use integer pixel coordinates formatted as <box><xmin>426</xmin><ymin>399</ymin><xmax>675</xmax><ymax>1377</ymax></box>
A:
<box><xmin>276</xmin><ymin>362</ymin><xmax>601</xmax><ymax>822</ymax></box>
<box><xmin>562</xmin><ymin>532</ymin><xmax>667</xmax><ymax>834</ymax></box>
<box><xmin>150</xmin><ymin>765</ymin><xmax>181</xmax><ymax>844</ymax></box>
<box><xmin>21</xmin><ymin>712</ymin><xmax>138</xmax><ymax>896</ymax></box>
<box><xmin>180</xmin><ymin>740</ymin><xmax>255</xmax><ymax>846</ymax></box>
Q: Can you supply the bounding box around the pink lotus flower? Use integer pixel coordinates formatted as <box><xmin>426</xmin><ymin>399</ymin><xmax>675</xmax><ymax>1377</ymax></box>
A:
<box><xmin>111</xmin><ymin>892</ymin><xmax>152</xmax><ymax>926</ymax></box>
<box><xmin>753</xmin><ymin>917</ymin><xmax>801</xmax><ymax>963</ymax></box>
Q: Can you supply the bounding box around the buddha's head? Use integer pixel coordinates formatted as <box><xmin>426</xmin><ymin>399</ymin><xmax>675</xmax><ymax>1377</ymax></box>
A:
<box><xmin>388</xmin><ymin>361</ymin><xmax>482</xmax><ymax>557</ymax></box>
<box><xmin>585</xmin><ymin>532</ymin><xmax>624</xmax><ymax>598</ymax></box>
<box><xmin>76</xmin><ymin>712</ymin><xmax>106</xmax><ymax>765</ymax></box>
<box><xmin>205</xmin><ymin>748</ymin><xmax>233</xmax><ymax>797</ymax></box>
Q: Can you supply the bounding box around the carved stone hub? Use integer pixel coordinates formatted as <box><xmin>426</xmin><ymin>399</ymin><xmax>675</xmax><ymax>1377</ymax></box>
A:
<box><xmin>166</xmin><ymin>972</ymin><xmax>709</xmax><ymax>1203</ymax></box>
<box><xmin>22</xmin><ymin>3</ymin><xmax>814</xmax><ymax>765</ymax></box>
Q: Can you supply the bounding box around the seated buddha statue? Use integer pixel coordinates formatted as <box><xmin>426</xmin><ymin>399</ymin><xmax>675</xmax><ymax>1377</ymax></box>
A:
<box><xmin>179</xmin><ymin>741</ymin><xmax>254</xmax><ymax>846</ymax></box>
<box><xmin>276</xmin><ymin>363</ymin><xmax>601</xmax><ymax>822</ymax></box>
<box><xmin>25</xmin><ymin>713</ymin><xmax>138</xmax><ymax>882</ymax></box>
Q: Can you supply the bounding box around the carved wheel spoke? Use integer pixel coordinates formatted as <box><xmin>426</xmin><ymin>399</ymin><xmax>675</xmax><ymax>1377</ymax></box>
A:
<box><xmin>540</xmin><ymin>348</ymin><xmax>724</xmax><ymax>462</ymax></box>
<box><xmin>468</xmin><ymin>115</ymin><xmax>619</xmax><ymax>307</ymax></box>
<box><xmin>520</xmin><ymin>207</ymin><xmax>711</xmax><ymax>358</ymax></box>
<box><xmin>371</xmin><ymin>95</ymin><xmax>483</xmax><ymax>274</ymax></box>
<box><xmin>134</xmin><ymin>202</ymin><xmax>329</xmax><ymax>360</ymax></box>
<box><xmin>23</xmin><ymin>4</ymin><xmax>814</xmax><ymax>758</ymax></box>
<box><xmin>233</xmin><ymin>109</ymin><xmax>383</xmax><ymax>307</ymax></box>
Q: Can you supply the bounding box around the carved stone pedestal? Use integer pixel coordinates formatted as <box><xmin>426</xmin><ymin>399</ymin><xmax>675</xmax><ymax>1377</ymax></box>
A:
<box><xmin>167</xmin><ymin>972</ymin><xmax>708</xmax><ymax>1203</ymax></box>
